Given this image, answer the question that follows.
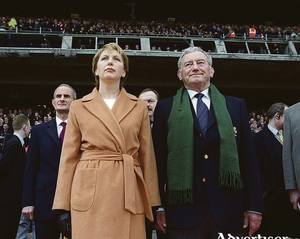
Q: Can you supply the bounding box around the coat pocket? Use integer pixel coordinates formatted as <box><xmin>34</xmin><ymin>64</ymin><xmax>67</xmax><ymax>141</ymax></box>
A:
<box><xmin>71</xmin><ymin>169</ymin><xmax>97</xmax><ymax>212</ymax></box>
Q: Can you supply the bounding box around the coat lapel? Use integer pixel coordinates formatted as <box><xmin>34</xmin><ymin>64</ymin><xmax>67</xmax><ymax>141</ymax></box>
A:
<box><xmin>82</xmin><ymin>88</ymin><xmax>137</xmax><ymax>153</ymax></box>
<box><xmin>47</xmin><ymin>119</ymin><xmax>61</xmax><ymax>148</ymax></box>
<box><xmin>112</xmin><ymin>88</ymin><xmax>137</xmax><ymax>124</ymax></box>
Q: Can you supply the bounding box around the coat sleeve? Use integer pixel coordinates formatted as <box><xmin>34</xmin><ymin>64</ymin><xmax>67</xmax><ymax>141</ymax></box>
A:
<box><xmin>282</xmin><ymin>109</ymin><xmax>297</xmax><ymax>190</ymax></box>
<box><xmin>138</xmin><ymin>102</ymin><xmax>161</xmax><ymax>207</ymax></box>
<box><xmin>53</xmin><ymin>102</ymin><xmax>82</xmax><ymax>210</ymax></box>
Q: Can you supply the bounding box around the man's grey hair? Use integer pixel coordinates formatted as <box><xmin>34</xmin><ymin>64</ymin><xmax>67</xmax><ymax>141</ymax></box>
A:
<box><xmin>177</xmin><ymin>47</ymin><xmax>213</xmax><ymax>70</ymax></box>
<box><xmin>53</xmin><ymin>84</ymin><xmax>77</xmax><ymax>100</ymax></box>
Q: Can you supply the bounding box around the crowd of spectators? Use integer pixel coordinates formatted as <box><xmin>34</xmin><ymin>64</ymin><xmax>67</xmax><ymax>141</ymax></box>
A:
<box><xmin>1</xmin><ymin>15</ymin><xmax>300</xmax><ymax>40</ymax></box>
<box><xmin>249</xmin><ymin>110</ymin><xmax>267</xmax><ymax>135</ymax></box>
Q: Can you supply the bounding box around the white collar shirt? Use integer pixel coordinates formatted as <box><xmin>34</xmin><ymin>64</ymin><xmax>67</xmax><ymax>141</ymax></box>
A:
<box><xmin>56</xmin><ymin>118</ymin><xmax>68</xmax><ymax>138</ymax></box>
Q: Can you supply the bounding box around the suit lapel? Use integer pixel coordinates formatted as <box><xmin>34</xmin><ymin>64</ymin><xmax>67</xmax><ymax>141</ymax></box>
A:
<box><xmin>207</xmin><ymin>104</ymin><xmax>216</xmax><ymax>130</ymax></box>
<box><xmin>262</xmin><ymin>126</ymin><xmax>282</xmax><ymax>161</ymax></box>
<box><xmin>189</xmin><ymin>98</ymin><xmax>201</xmax><ymax>133</ymax></box>
<box><xmin>47</xmin><ymin>119</ymin><xmax>61</xmax><ymax>148</ymax></box>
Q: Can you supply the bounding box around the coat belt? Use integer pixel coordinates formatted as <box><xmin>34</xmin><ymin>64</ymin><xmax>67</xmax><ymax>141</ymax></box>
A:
<box><xmin>80</xmin><ymin>150</ymin><xmax>154</xmax><ymax>221</ymax></box>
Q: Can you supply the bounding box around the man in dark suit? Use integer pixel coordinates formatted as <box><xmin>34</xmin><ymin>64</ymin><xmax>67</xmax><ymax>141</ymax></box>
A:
<box><xmin>22</xmin><ymin>84</ymin><xmax>76</xmax><ymax>239</ymax></box>
<box><xmin>0</xmin><ymin>114</ymin><xmax>31</xmax><ymax>239</ymax></box>
<box><xmin>138</xmin><ymin>88</ymin><xmax>160</xmax><ymax>130</ymax></box>
<box><xmin>139</xmin><ymin>88</ymin><xmax>164</xmax><ymax>239</ymax></box>
<box><xmin>254</xmin><ymin>102</ymin><xmax>300</xmax><ymax>237</ymax></box>
<box><xmin>152</xmin><ymin>47</ymin><xmax>264</xmax><ymax>238</ymax></box>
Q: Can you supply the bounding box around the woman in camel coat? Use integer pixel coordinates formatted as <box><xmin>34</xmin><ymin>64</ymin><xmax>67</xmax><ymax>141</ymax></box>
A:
<box><xmin>53</xmin><ymin>43</ymin><xmax>161</xmax><ymax>239</ymax></box>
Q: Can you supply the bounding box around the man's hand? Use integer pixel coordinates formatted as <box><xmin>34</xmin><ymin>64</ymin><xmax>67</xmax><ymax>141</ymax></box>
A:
<box><xmin>155</xmin><ymin>211</ymin><xmax>166</xmax><ymax>234</ymax></box>
<box><xmin>288</xmin><ymin>189</ymin><xmax>300</xmax><ymax>211</ymax></box>
<box><xmin>22</xmin><ymin>206</ymin><xmax>35</xmax><ymax>221</ymax></box>
<box><xmin>243</xmin><ymin>211</ymin><xmax>262</xmax><ymax>236</ymax></box>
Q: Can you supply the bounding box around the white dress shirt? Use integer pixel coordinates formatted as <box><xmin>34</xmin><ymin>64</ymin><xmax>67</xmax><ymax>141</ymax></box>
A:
<box><xmin>56</xmin><ymin>118</ymin><xmax>68</xmax><ymax>138</ymax></box>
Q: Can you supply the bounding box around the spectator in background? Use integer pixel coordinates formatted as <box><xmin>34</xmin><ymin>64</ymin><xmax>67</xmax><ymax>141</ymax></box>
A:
<box><xmin>51</xmin><ymin>20</ymin><xmax>61</xmax><ymax>33</ymax></box>
<box><xmin>31</xmin><ymin>112</ymin><xmax>41</xmax><ymax>126</ymax></box>
<box><xmin>25</xmin><ymin>19</ymin><xmax>35</xmax><ymax>31</ymax></box>
<box><xmin>9</xmin><ymin>17</ymin><xmax>17</xmax><ymax>30</ymax></box>
<box><xmin>254</xmin><ymin>103</ymin><xmax>300</xmax><ymax>237</ymax></box>
<box><xmin>0</xmin><ymin>118</ymin><xmax>3</xmax><ymax>132</ymax></box>
<box><xmin>1</xmin><ymin>17</ymin><xmax>8</xmax><ymax>30</ymax></box>
<box><xmin>18</xmin><ymin>19</ymin><xmax>25</xmax><ymax>31</ymax></box>
<box><xmin>227</xmin><ymin>26</ymin><xmax>235</xmax><ymax>38</ymax></box>
<box><xmin>86</xmin><ymin>38</ymin><xmax>94</xmax><ymax>49</ymax></box>
<box><xmin>138</xmin><ymin>88</ymin><xmax>159</xmax><ymax>129</ymax></box>
<box><xmin>251</xmin><ymin>121</ymin><xmax>260</xmax><ymax>134</ymax></box>
<box><xmin>0</xmin><ymin>115</ymin><xmax>31</xmax><ymax>239</ymax></box>
<box><xmin>40</xmin><ymin>20</ymin><xmax>51</xmax><ymax>31</ymax></box>
<box><xmin>257</xmin><ymin>117</ymin><xmax>265</xmax><ymax>130</ymax></box>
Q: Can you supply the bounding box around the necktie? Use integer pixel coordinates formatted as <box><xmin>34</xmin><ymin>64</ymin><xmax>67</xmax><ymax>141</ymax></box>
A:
<box><xmin>196</xmin><ymin>93</ymin><xmax>209</xmax><ymax>138</ymax></box>
<box><xmin>278</xmin><ymin>131</ymin><xmax>283</xmax><ymax>145</ymax></box>
<box><xmin>59</xmin><ymin>122</ymin><xmax>67</xmax><ymax>145</ymax></box>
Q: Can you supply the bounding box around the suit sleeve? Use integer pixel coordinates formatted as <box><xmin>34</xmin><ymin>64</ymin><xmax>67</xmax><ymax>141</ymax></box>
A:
<box><xmin>239</xmin><ymin>99</ymin><xmax>264</xmax><ymax>213</ymax></box>
<box><xmin>52</xmin><ymin>102</ymin><xmax>83</xmax><ymax>211</ymax></box>
<box><xmin>138</xmin><ymin>102</ymin><xmax>161</xmax><ymax>207</ymax></box>
<box><xmin>152</xmin><ymin>101</ymin><xmax>168</xmax><ymax>207</ymax></box>
<box><xmin>0</xmin><ymin>138</ymin><xmax>20</xmax><ymax>183</ymax></box>
<box><xmin>253</xmin><ymin>134</ymin><xmax>269</xmax><ymax>194</ymax></box>
<box><xmin>23</xmin><ymin>126</ymin><xmax>40</xmax><ymax>207</ymax></box>
<box><xmin>282</xmin><ymin>110</ymin><xmax>297</xmax><ymax>190</ymax></box>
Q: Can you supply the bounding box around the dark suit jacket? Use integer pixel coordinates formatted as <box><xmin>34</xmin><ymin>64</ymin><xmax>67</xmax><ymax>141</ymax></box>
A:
<box><xmin>152</xmin><ymin>93</ymin><xmax>264</xmax><ymax>232</ymax></box>
<box><xmin>253</xmin><ymin>125</ymin><xmax>286</xmax><ymax>205</ymax></box>
<box><xmin>0</xmin><ymin>135</ymin><xmax>26</xmax><ymax>207</ymax></box>
<box><xmin>22</xmin><ymin>119</ymin><xmax>62</xmax><ymax>220</ymax></box>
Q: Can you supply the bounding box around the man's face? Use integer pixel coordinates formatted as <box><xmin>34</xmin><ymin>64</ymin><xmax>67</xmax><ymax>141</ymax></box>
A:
<box><xmin>177</xmin><ymin>51</ymin><xmax>214</xmax><ymax>91</ymax></box>
<box><xmin>25</xmin><ymin>121</ymin><xmax>31</xmax><ymax>137</ymax></box>
<box><xmin>139</xmin><ymin>91</ymin><xmax>158</xmax><ymax>119</ymax></box>
<box><xmin>52</xmin><ymin>86</ymin><xmax>74</xmax><ymax>113</ymax></box>
<box><xmin>3</xmin><ymin>124</ymin><xmax>8</xmax><ymax>131</ymax></box>
<box><xmin>277</xmin><ymin>106</ymin><xmax>288</xmax><ymax>130</ymax></box>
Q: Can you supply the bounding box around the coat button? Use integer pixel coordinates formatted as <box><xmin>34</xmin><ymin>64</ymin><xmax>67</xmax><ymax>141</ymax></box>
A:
<box><xmin>200</xmin><ymin>134</ymin><xmax>203</xmax><ymax>137</ymax></box>
<box><xmin>202</xmin><ymin>178</ymin><xmax>206</xmax><ymax>182</ymax></box>
<box><xmin>204</xmin><ymin>154</ymin><xmax>208</xmax><ymax>159</ymax></box>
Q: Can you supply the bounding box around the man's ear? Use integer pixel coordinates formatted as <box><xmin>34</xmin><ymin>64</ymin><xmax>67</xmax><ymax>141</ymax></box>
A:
<box><xmin>210</xmin><ymin>67</ymin><xmax>215</xmax><ymax>78</ymax></box>
<box><xmin>177</xmin><ymin>70</ymin><xmax>182</xmax><ymax>81</ymax></box>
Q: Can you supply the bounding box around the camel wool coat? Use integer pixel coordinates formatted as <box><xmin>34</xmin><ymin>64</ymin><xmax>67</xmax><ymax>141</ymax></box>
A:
<box><xmin>53</xmin><ymin>88</ymin><xmax>161</xmax><ymax>239</ymax></box>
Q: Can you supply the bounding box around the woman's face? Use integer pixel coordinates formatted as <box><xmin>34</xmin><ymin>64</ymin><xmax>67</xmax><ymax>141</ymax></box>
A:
<box><xmin>95</xmin><ymin>49</ymin><xmax>126</xmax><ymax>83</ymax></box>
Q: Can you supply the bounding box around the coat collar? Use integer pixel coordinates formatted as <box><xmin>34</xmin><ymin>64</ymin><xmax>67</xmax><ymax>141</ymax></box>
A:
<box><xmin>82</xmin><ymin>87</ymin><xmax>137</xmax><ymax>153</ymax></box>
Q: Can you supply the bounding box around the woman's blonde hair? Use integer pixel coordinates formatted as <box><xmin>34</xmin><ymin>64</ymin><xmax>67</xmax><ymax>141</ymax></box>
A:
<box><xmin>92</xmin><ymin>43</ymin><xmax>129</xmax><ymax>89</ymax></box>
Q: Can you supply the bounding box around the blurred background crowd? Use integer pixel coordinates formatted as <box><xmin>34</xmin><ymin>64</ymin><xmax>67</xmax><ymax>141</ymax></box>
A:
<box><xmin>1</xmin><ymin>16</ymin><xmax>300</xmax><ymax>40</ymax></box>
